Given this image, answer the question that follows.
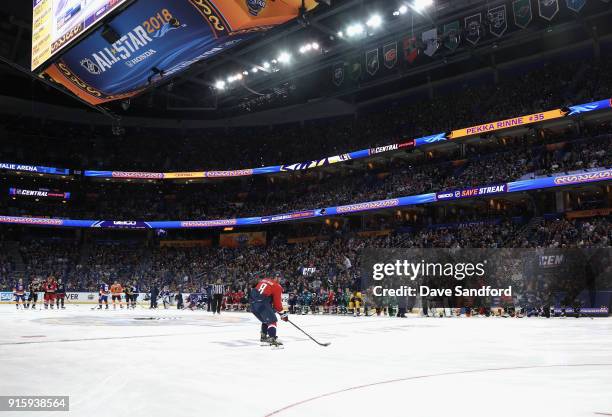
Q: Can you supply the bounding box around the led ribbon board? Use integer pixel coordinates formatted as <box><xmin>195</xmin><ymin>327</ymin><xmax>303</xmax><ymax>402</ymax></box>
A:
<box><xmin>9</xmin><ymin>188</ymin><xmax>71</xmax><ymax>200</ymax></box>
<box><xmin>448</xmin><ymin>109</ymin><xmax>567</xmax><ymax>139</ymax></box>
<box><xmin>82</xmin><ymin>99</ymin><xmax>611</xmax><ymax>180</ymax></box>
<box><xmin>0</xmin><ymin>162</ymin><xmax>70</xmax><ymax>175</ymax></box>
<box><xmin>43</xmin><ymin>0</ymin><xmax>318</xmax><ymax>105</ymax></box>
<box><xmin>2</xmin><ymin>168</ymin><xmax>610</xmax><ymax>229</ymax></box>
<box><xmin>448</xmin><ymin>99</ymin><xmax>611</xmax><ymax>140</ymax></box>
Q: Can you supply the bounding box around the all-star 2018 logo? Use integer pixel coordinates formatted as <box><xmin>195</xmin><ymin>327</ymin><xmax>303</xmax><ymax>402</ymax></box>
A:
<box><xmin>247</xmin><ymin>0</ymin><xmax>266</xmax><ymax>16</ymax></box>
<box><xmin>80</xmin><ymin>58</ymin><xmax>101</xmax><ymax>75</ymax></box>
<box><xmin>80</xmin><ymin>21</ymin><xmax>186</xmax><ymax>75</ymax></box>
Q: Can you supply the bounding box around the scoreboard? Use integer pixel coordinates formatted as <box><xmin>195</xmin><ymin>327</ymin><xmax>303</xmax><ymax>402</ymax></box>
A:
<box><xmin>34</xmin><ymin>0</ymin><xmax>318</xmax><ymax>105</ymax></box>
<box><xmin>32</xmin><ymin>0</ymin><xmax>131</xmax><ymax>71</ymax></box>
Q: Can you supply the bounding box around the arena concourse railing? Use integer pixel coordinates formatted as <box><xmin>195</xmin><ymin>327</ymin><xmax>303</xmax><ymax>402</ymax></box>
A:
<box><xmin>1</xmin><ymin>167</ymin><xmax>610</xmax><ymax>229</ymax></box>
<box><xmin>1</xmin><ymin>98</ymin><xmax>610</xmax><ymax>180</ymax></box>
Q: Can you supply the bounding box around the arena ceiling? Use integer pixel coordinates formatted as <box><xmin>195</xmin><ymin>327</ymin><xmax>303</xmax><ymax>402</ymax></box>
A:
<box><xmin>0</xmin><ymin>0</ymin><xmax>611</xmax><ymax>122</ymax></box>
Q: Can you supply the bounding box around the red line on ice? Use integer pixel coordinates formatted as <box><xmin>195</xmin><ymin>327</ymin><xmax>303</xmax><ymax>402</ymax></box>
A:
<box><xmin>264</xmin><ymin>363</ymin><xmax>612</xmax><ymax>417</ymax></box>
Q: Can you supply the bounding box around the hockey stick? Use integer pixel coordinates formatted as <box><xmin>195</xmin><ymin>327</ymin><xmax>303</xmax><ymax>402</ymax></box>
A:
<box><xmin>287</xmin><ymin>318</ymin><xmax>331</xmax><ymax>347</ymax></box>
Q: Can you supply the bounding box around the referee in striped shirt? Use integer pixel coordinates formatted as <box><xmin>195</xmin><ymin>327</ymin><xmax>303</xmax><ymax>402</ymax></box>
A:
<box><xmin>211</xmin><ymin>279</ymin><xmax>224</xmax><ymax>314</ymax></box>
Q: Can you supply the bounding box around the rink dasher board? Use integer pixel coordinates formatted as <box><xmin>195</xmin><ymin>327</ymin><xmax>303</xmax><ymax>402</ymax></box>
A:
<box><xmin>0</xmin><ymin>292</ymin><xmax>292</xmax><ymax>307</ymax></box>
<box><xmin>0</xmin><ymin>292</ymin><xmax>151</xmax><ymax>304</ymax></box>
<box><xmin>1</xmin><ymin>294</ymin><xmax>609</xmax><ymax>318</ymax></box>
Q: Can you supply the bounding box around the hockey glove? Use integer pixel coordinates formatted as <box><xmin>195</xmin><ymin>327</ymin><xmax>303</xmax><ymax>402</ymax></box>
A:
<box><xmin>279</xmin><ymin>311</ymin><xmax>289</xmax><ymax>322</ymax></box>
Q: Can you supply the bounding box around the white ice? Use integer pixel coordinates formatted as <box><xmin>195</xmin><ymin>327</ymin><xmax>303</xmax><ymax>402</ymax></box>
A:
<box><xmin>1</xmin><ymin>305</ymin><xmax>611</xmax><ymax>417</ymax></box>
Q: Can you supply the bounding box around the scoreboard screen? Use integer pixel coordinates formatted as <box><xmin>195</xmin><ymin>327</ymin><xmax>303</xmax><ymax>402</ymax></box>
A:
<box><xmin>41</xmin><ymin>0</ymin><xmax>318</xmax><ymax>105</ymax></box>
<box><xmin>32</xmin><ymin>0</ymin><xmax>130</xmax><ymax>71</ymax></box>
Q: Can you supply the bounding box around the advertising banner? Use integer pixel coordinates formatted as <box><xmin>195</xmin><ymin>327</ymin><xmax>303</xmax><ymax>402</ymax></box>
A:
<box><xmin>567</xmin><ymin>98</ymin><xmax>611</xmax><ymax>115</ymax></box>
<box><xmin>84</xmin><ymin>170</ymin><xmax>164</xmax><ymax>179</ymax></box>
<box><xmin>0</xmin><ymin>292</ymin><xmax>14</xmax><ymax>302</ymax></box>
<box><xmin>44</xmin><ymin>0</ymin><xmax>317</xmax><ymax>105</ymax></box>
<box><xmin>436</xmin><ymin>184</ymin><xmax>508</xmax><ymax>201</ymax></box>
<box><xmin>449</xmin><ymin>109</ymin><xmax>567</xmax><ymax>139</ymax></box>
<box><xmin>414</xmin><ymin>133</ymin><xmax>448</xmax><ymax>147</ymax></box>
<box><xmin>0</xmin><ymin>292</ymin><xmax>148</xmax><ymax>304</ymax></box>
<box><xmin>261</xmin><ymin>211</ymin><xmax>316</xmax><ymax>224</ymax></box>
<box><xmin>91</xmin><ymin>220</ymin><xmax>152</xmax><ymax>228</ymax></box>
<box><xmin>0</xmin><ymin>162</ymin><xmax>69</xmax><ymax>176</ymax></box>
<box><xmin>509</xmin><ymin>169</ymin><xmax>612</xmax><ymax>192</ymax></box>
<box><xmin>335</xmin><ymin>199</ymin><xmax>401</xmax><ymax>215</ymax></box>
<box><xmin>0</xmin><ymin>216</ymin><xmax>65</xmax><ymax>227</ymax></box>
<box><xmin>9</xmin><ymin>188</ymin><xmax>71</xmax><ymax>200</ymax></box>
<box><xmin>160</xmin><ymin>172</ymin><xmax>206</xmax><ymax>179</ymax></box>
<box><xmin>219</xmin><ymin>231</ymin><xmax>266</xmax><ymax>248</ymax></box>
<box><xmin>565</xmin><ymin>208</ymin><xmax>612</xmax><ymax>219</ymax></box>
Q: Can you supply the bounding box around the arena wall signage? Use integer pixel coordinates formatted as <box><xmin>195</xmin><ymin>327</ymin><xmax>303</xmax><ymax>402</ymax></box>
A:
<box><xmin>447</xmin><ymin>109</ymin><xmax>567</xmax><ymax>139</ymax></box>
<box><xmin>2</xmin><ymin>168</ymin><xmax>610</xmax><ymax>230</ymax></box>
<box><xmin>435</xmin><ymin>184</ymin><xmax>507</xmax><ymax>201</ymax></box>
<box><xmin>42</xmin><ymin>0</ymin><xmax>318</xmax><ymax>105</ymax></box>
<box><xmin>219</xmin><ymin>231</ymin><xmax>267</xmax><ymax>248</ymax></box>
<box><xmin>0</xmin><ymin>162</ymin><xmax>70</xmax><ymax>176</ymax></box>
<box><xmin>9</xmin><ymin>188</ymin><xmax>71</xmax><ymax>200</ymax></box>
<box><xmin>0</xmin><ymin>292</ymin><xmax>152</xmax><ymax>305</ymax></box>
<box><xmin>81</xmin><ymin>98</ymin><xmax>611</xmax><ymax>180</ymax></box>
<box><xmin>91</xmin><ymin>220</ymin><xmax>152</xmax><ymax>228</ymax></box>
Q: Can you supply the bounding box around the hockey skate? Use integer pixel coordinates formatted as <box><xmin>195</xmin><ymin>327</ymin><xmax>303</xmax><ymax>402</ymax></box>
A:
<box><xmin>262</xmin><ymin>336</ymin><xmax>284</xmax><ymax>348</ymax></box>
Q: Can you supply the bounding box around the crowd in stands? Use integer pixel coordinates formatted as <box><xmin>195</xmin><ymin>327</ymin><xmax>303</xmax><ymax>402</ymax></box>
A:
<box><xmin>527</xmin><ymin>216</ymin><xmax>612</xmax><ymax>248</ymax></box>
<box><xmin>1</xmin><ymin>216</ymin><xmax>610</xmax><ymax>296</ymax></box>
<box><xmin>0</xmin><ymin>248</ymin><xmax>13</xmax><ymax>291</ymax></box>
<box><xmin>19</xmin><ymin>240</ymin><xmax>79</xmax><ymax>288</ymax></box>
<box><xmin>1</xmin><ymin>55</ymin><xmax>612</xmax><ymax>312</ymax></box>
<box><xmin>1</xmin><ymin>57</ymin><xmax>611</xmax><ymax>174</ymax></box>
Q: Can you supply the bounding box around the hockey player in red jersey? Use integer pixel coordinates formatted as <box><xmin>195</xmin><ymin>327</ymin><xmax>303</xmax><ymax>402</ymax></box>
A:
<box><xmin>43</xmin><ymin>276</ymin><xmax>58</xmax><ymax>309</ymax></box>
<box><xmin>324</xmin><ymin>288</ymin><xmax>335</xmax><ymax>314</ymax></box>
<box><xmin>249</xmin><ymin>274</ymin><xmax>288</xmax><ymax>346</ymax></box>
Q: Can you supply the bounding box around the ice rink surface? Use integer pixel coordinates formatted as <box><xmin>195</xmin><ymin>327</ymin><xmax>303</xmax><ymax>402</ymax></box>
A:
<box><xmin>1</xmin><ymin>305</ymin><xmax>611</xmax><ymax>417</ymax></box>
